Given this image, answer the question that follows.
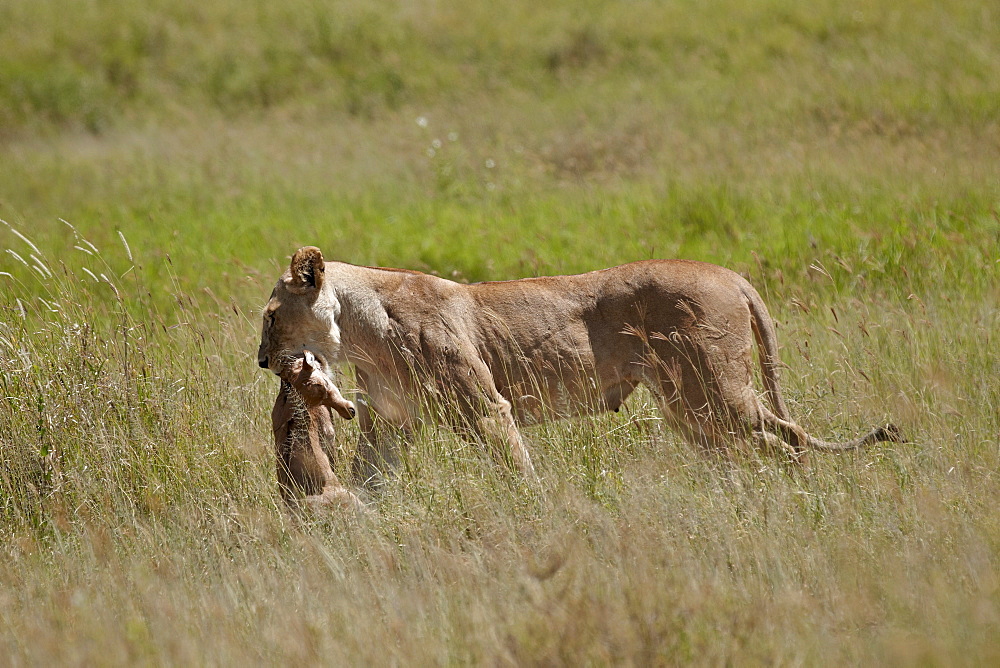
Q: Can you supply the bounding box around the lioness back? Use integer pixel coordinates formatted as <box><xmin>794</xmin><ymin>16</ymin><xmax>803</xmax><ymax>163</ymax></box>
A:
<box><xmin>457</xmin><ymin>260</ymin><xmax>756</xmax><ymax>420</ymax></box>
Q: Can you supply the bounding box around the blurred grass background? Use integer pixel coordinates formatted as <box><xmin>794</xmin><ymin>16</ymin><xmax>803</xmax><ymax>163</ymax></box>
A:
<box><xmin>1</xmin><ymin>0</ymin><xmax>998</xmax><ymax>664</ymax></box>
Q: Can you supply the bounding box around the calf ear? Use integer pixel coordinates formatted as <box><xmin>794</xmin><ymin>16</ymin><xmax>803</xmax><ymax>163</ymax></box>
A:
<box><xmin>288</xmin><ymin>246</ymin><xmax>325</xmax><ymax>292</ymax></box>
<box><xmin>302</xmin><ymin>350</ymin><xmax>318</xmax><ymax>372</ymax></box>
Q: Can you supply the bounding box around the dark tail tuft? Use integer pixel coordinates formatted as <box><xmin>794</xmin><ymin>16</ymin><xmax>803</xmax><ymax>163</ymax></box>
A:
<box><xmin>875</xmin><ymin>423</ymin><xmax>905</xmax><ymax>443</ymax></box>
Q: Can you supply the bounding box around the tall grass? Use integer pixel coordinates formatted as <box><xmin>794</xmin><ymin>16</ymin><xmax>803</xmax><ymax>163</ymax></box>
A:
<box><xmin>0</xmin><ymin>224</ymin><xmax>269</xmax><ymax>527</ymax></box>
<box><xmin>2</xmin><ymin>208</ymin><xmax>996</xmax><ymax>664</ymax></box>
<box><xmin>1</xmin><ymin>0</ymin><xmax>998</xmax><ymax>663</ymax></box>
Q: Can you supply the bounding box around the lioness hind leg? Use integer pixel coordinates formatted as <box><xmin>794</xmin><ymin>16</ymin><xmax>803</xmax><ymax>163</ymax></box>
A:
<box><xmin>750</xmin><ymin>428</ymin><xmax>806</xmax><ymax>464</ymax></box>
<box><xmin>645</xmin><ymin>358</ymin><xmax>730</xmax><ymax>455</ymax></box>
<box><xmin>648</xmin><ymin>364</ymin><xmax>778</xmax><ymax>461</ymax></box>
<box><xmin>649</xmin><ymin>381</ymin><xmax>724</xmax><ymax>456</ymax></box>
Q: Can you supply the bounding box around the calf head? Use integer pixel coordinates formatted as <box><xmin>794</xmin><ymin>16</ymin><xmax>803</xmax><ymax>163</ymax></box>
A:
<box><xmin>280</xmin><ymin>350</ymin><xmax>356</xmax><ymax>420</ymax></box>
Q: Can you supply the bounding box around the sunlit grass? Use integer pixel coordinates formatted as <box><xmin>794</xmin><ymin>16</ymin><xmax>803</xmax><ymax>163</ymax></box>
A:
<box><xmin>1</xmin><ymin>0</ymin><xmax>998</xmax><ymax>663</ymax></box>
<box><xmin>2</xmin><ymin>196</ymin><xmax>996</xmax><ymax>664</ymax></box>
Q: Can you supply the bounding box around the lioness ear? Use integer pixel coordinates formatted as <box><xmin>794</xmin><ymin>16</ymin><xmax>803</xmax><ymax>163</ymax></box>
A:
<box><xmin>289</xmin><ymin>246</ymin><xmax>325</xmax><ymax>292</ymax></box>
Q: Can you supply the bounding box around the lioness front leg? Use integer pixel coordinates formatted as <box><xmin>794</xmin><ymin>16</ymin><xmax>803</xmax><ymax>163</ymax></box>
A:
<box><xmin>466</xmin><ymin>397</ymin><xmax>537</xmax><ymax>482</ymax></box>
<box><xmin>436</xmin><ymin>346</ymin><xmax>538</xmax><ymax>484</ymax></box>
<box><xmin>447</xmin><ymin>359</ymin><xmax>538</xmax><ymax>483</ymax></box>
<box><xmin>350</xmin><ymin>397</ymin><xmax>408</xmax><ymax>491</ymax></box>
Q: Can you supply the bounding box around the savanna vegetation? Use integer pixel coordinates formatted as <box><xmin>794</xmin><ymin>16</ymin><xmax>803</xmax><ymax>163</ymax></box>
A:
<box><xmin>1</xmin><ymin>0</ymin><xmax>997</xmax><ymax>663</ymax></box>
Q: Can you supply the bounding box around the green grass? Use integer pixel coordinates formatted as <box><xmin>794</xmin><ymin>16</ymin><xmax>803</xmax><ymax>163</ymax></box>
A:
<box><xmin>1</xmin><ymin>0</ymin><xmax>999</xmax><ymax>664</ymax></box>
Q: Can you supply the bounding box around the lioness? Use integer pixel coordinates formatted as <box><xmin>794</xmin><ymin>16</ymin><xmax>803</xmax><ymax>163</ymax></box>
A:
<box><xmin>258</xmin><ymin>247</ymin><xmax>901</xmax><ymax>487</ymax></box>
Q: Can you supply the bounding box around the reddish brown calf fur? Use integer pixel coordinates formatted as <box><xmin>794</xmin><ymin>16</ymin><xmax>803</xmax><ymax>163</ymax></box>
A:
<box><xmin>271</xmin><ymin>354</ymin><xmax>361</xmax><ymax>511</ymax></box>
<box><xmin>279</xmin><ymin>350</ymin><xmax>356</xmax><ymax>420</ymax></box>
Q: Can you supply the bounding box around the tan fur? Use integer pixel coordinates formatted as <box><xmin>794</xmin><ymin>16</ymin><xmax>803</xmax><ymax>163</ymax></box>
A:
<box><xmin>259</xmin><ymin>247</ymin><xmax>901</xmax><ymax>488</ymax></box>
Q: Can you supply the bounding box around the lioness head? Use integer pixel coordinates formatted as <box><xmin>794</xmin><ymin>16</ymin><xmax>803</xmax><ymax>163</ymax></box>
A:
<box><xmin>257</xmin><ymin>246</ymin><xmax>342</xmax><ymax>377</ymax></box>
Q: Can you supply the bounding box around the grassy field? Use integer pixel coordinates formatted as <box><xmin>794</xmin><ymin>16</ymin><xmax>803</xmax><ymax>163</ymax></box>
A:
<box><xmin>1</xmin><ymin>0</ymin><xmax>998</xmax><ymax>664</ymax></box>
